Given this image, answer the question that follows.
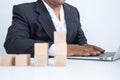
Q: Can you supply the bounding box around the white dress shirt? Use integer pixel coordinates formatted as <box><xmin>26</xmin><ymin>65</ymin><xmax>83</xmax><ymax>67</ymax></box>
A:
<box><xmin>42</xmin><ymin>0</ymin><xmax>67</xmax><ymax>56</ymax></box>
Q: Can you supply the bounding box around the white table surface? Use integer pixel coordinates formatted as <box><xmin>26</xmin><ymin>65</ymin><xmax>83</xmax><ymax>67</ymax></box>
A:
<box><xmin>0</xmin><ymin>58</ymin><xmax>120</xmax><ymax>80</ymax></box>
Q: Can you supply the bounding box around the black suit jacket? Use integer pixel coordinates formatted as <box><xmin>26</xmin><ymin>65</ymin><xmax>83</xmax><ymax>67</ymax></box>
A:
<box><xmin>4</xmin><ymin>0</ymin><xmax>87</xmax><ymax>57</ymax></box>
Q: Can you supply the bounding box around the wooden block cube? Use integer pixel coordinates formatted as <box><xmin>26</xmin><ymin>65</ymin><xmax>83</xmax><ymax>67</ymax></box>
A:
<box><xmin>54</xmin><ymin>32</ymin><xmax>66</xmax><ymax>43</ymax></box>
<box><xmin>34</xmin><ymin>55</ymin><xmax>48</xmax><ymax>66</ymax></box>
<box><xmin>55</xmin><ymin>43</ymin><xmax>67</xmax><ymax>55</ymax></box>
<box><xmin>55</xmin><ymin>55</ymin><xmax>67</xmax><ymax>66</ymax></box>
<box><xmin>0</xmin><ymin>55</ymin><xmax>15</xmax><ymax>66</ymax></box>
<box><xmin>34</xmin><ymin>43</ymin><xmax>48</xmax><ymax>55</ymax></box>
<box><xmin>15</xmin><ymin>54</ymin><xmax>30</xmax><ymax>66</ymax></box>
<box><xmin>55</xmin><ymin>43</ymin><xmax>67</xmax><ymax>66</ymax></box>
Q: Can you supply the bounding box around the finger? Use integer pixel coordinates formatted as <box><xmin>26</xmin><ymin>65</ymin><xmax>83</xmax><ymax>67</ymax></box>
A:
<box><xmin>96</xmin><ymin>51</ymin><xmax>101</xmax><ymax>55</ymax></box>
<box><xmin>79</xmin><ymin>52</ymin><xmax>90</xmax><ymax>56</ymax></box>
<box><xmin>67</xmin><ymin>53</ymin><xmax>75</xmax><ymax>56</ymax></box>
<box><xmin>94</xmin><ymin>46</ymin><xmax>105</xmax><ymax>53</ymax></box>
<box><xmin>90</xmin><ymin>51</ymin><xmax>101</xmax><ymax>56</ymax></box>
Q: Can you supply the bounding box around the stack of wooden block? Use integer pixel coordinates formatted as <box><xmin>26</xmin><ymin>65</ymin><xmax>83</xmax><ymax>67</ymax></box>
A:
<box><xmin>34</xmin><ymin>43</ymin><xmax>48</xmax><ymax>66</ymax></box>
<box><xmin>54</xmin><ymin>32</ymin><xmax>67</xmax><ymax>66</ymax></box>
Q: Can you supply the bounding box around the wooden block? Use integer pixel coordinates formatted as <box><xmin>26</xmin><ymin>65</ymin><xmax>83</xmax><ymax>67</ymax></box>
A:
<box><xmin>34</xmin><ymin>43</ymin><xmax>48</xmax><ymax>66</ymax></box>
<box><xmin>0</xmin><ymin>55</ymin><xmax>15</xmax><ymax>66</ymax></box>
<box><xmin>55</xmin><ymin>43</ymin><xmax>67</xmax><ymax>66</ymax></box>
<box><xmin>34</xmin><ymin>43</ymin><xmax>48</xmax><ymax>55</ymax></box>
<box><xmin>15</xmin><ymin>54</ymin><xmax>30</xmax><ymax>66</ymax></box>
<box><xmin>55</xmin><ymin>55</ymin><xmax>67</xmax><ymax>66</ymax></box>
<box><xmin>54</xmin><ymin>32</ymin><xmax>66</xmax><ymax>43</ymax></box>
<box><xmin>34</xmin><ymin>55</ymin><xmax>48</xmax><ymax>66</ymax></box>
<box><xmin>55</xmin><ymin>43</ymin><xmax>67</xmax><ymax>55</ymax></box>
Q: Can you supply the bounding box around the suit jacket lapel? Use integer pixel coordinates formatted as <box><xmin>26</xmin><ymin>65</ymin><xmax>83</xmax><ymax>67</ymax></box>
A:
<box><xmin>36</xmin><ymin>0</ymin><xmax>56</xmax><ymax>41</ymax></box>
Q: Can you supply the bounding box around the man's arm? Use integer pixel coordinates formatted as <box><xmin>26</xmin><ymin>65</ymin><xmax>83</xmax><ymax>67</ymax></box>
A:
<box><xmin>67</xmin><ymin>8</ymin><xmax>105</xmax><ymax>56</ymax></box>
<box><xmin>4</xmin><ymin>6</ymin><xmax>52</xmax><ymax>57</ymax></box>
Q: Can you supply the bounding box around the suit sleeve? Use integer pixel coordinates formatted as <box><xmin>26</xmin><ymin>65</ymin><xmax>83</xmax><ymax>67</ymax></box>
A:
<box><xmin>4</xmin><ymin>6</ymin><xmax>52</xmax><ymax>57</ymax></box>
<box><xmin>75</xmin><ymin>8</ymin><xmax>87</xmax><ymax>45</ymax></box>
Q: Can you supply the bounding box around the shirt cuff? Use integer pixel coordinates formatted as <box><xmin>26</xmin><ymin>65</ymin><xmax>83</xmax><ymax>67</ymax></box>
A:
<box><xmin>48</xmin><ymin>44</ymin><xmax>55</xmax><ymax>56</ymax></box>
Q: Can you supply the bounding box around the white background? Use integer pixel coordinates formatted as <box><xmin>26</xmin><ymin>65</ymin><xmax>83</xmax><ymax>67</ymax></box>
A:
<box><xmin>0</xmin><ymin>0</ymin><xmax>120</xmax><ymax>54</ymax></box>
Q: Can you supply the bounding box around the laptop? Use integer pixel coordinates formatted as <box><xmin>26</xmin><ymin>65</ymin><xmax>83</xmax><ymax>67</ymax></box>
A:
<box><xmin>67</xmin><ymin>46</ymin><xmax>120</xmax><ymax>61</ymax></box>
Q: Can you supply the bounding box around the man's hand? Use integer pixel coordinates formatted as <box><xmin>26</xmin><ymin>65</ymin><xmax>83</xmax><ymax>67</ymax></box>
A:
<box><xmin>67</xmin><ymin>44</ymin><xmax>105</xmax><ymax>56</ymax></box>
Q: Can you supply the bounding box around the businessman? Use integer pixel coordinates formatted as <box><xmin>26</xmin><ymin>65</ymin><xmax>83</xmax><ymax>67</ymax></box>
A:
<box><xmin>4</xmin><ymin>0</ymin><xmax>105</xmax><ymax>57</ymax></box>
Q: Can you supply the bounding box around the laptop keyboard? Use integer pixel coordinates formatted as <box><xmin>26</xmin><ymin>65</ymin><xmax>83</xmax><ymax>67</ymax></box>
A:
<box><xmin>99</xmin><ymin>52</ymin><xmax>115</xmax><ymax>57</ymax></box>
